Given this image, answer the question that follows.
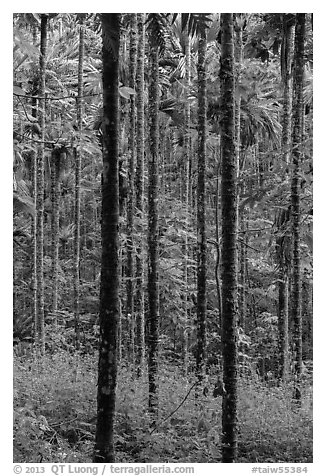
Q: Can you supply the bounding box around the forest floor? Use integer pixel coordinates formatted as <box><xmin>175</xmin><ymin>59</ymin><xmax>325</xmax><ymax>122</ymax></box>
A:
<box><xmin>13</xmin><ymin>351</ymin><xmax>313</xmax><ymax>463</ymax></box>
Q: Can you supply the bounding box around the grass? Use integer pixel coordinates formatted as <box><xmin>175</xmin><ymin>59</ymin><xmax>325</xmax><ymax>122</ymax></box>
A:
<box><xmin>13</xmin><ymin>351</ymin><xmax>313</xmax><ymax>463</ymax></box>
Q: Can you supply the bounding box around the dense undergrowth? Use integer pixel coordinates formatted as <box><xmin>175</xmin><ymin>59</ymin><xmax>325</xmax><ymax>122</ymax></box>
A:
<box><xmin>13</xmin><ymin>350</ymin><xmax>313</xmax><ymax>463</ymax></box>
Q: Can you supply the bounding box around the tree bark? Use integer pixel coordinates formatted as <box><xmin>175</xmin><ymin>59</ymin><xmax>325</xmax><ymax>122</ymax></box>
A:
<box><xmin>35</xmin><ymin>14</ymin><xmax>48</xmax><ymax>355</ymax></box>
<box><xmin>220</xmin><ymin>13</ymin><xmax>238</xmax><ymax>463</ymax></box>
<box><xmin>94</xmin><ymin>13</ymin><xmax>120</xmax><ymax>463</ymax></box>
<box><xmin>196</xmin><ymin>16</ymin><xmax>208</xmax><ymax>384</ymax></box>
<box><xmin>126</xmin><ymin>14</ymin><xmax>137</xmax><ymax>368</ymax></box>
<box><xmin>134</xmin><ymin>13</ymin><xmax>146</xmax><ymax>377</ymax></box>
<box><xmin>277</xmin><ymin>14</ymin><xmax>295</xmax><ymax>382</ymax></box>
<box><xmin>183</xmin><ymin>32</ymin><xmax>191</xmax><ymax>376</ymax></box>
<box><xmin>74</xmin><ymin>16</ymin><xmax>85</xmax><ymax>350</ymax></box>
<box><xmin>147</xmin><ymin>24</ymin><xmax>160</xmax><ymax>417</ymax></box>
<box><xmin>51</xmin><ymin>147</ymin><xmax>64</xmax><ymax>318</ymax></box>
<box><xmin>291</xmin><ymin>13</ymin><xmax>305</xmax><ymax>389</ymax></box>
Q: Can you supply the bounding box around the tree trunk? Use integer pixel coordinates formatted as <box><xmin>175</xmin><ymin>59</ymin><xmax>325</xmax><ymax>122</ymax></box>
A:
<box><xmin>94</xmin><ymin>13</ymin><xmax>120</xmax><ymax>463</ymax></box>
<box><xmin>291</xmin><ymin>13</ymin><xmax>305</xmax><ymax>392</ymax></box>
<box><xmin>196</xmin><ymin>16</ymin><xmax>208</xmax><ymax>384</ymax></box>
<box><xmin>215</xmin><ymin>156</ymin><xmax>222</xmax><ymax>335</ymax></box>
<box><xmin>220</xmin><ymin>13</ymin><xmax>238</xmax><ymax>463</ymax></box>
<box><xmin>278</xmin><ymin>268</ymin><xmax>289</xmax><ymax>380</ymax></box>
<box><xmin>126</xmin><ymin>13</ymin><xmax>137</xmax><ymax>368</ymax></box>
<box><xmin>183</xmin><ymin>32</ymin><xmax>191</xmax><ymax>376</ymax></box>
<box><xmin>234</xmin><ymin>14</ymin><xmax>244</xmax><ymax>328</ymax></box>
<box><xmin>277</xmin><ymin>14</ymin><xmax>295</xmax><ymax>382</ymax></box>
<box><xmin>239</xmin><ymin>227</ymin><xmax>248</xmax><ymax>332</ymax></box>
<box><xmin>74</xmin><ymin>16</ymin><xmax>85</xmax><ymax>350</ymax></box>
<box><xmin>147</xmin><ymin>24</ymin><xmax>160</xmax><ymax>417</ymax></box>
<box><xmin>134</xmin><ymin>13</ymin><xmax>146</xmax><ymax>377</ymax></box>
<box><xmin>32</xmin><ymin>147</ymin><xmax>37</xmax><ymax>335</ymax></box>
<box><xmin>35</xmin><ymin>14</ymin><xmax>48</xmax><ymax>355</ymax></box>
<box><xmin>51</xmin><ymin>147</ymin><xmax>64</xmax><ymax>318</ymax></box>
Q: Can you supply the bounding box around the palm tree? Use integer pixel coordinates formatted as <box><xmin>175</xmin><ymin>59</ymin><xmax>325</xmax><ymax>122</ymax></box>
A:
<box><xmin>126</xmin><ymin>13</ymin><xmax>137</xmax><ymax>368</ymax></box>
<box><xmin>147</xmin><ymin>13</ymin><xmax>163</xmax><ymax>417</ymax></box>
<box><xmin>183</xmin><ymin>30</ymin><xmax>191</xmax><ymax>376</ymax></box>
<box><xmin>291</xmin><ymin>13</ymin><xmax>305</xmax><ymax>396</ymax></box>
<box><xmin>134</xmin><ymin>13</ymin><xmax>146</xmax><ymax>376</ymax></box>
<box><xmin>73</xmin><ymin>14</ymin><xmax>85</xmax><ymax>349</ymax></box>
<box><xmin>94</xmin><ymin>13</ymin><xmax>121</xmax><ymax>463</ymax></box>
<box><xmin>277</xmin><ymin>14</ymin><xmax>295</xmax><ymax>382</ymax></box>
<box><xmin>35</xmin><ymin>13</ymin><xmax>48</xmax><ymax>355</ymax></box>
<box><xmin>51</xmin><ymin>146</ymin><xmax>66</xmax><ymax>317</ymax></box>
<box><xmin>196</xmin><ymin>14</ymin><xmax>208</xmax><ymax>384</ymax></box>
<box><xmin>220</xmin><ymin>12</ymin><xmax>238</xmax><ymax>463</ymax></box>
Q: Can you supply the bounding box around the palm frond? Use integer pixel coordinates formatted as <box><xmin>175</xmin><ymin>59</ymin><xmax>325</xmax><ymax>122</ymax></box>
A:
<box><xmin>146</xmin><ymin>13</ymin><xmax>169</xmax><ymax>54</ymax></box>
<box><xmin>13</xmin><ymin>191</ymin><xmax>35</xmax><ymax>216</ymax></box>
<box><xmin>179</xmin><ymin>13</ymin><xmax>213</xmax><ymax>37</ymax></box>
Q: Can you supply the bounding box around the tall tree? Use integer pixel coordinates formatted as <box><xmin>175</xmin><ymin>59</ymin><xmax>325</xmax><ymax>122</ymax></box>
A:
<box><xmin>51</xmin><ymin>146</ymin><xmax>66</xmax><ymax>318</ymax></box>
<box><xmin>220</xmin><ymin>13</ymin><xmax>238</xmax><ymax>463</ymax></box>
<box><xmin>276</xmin><ymin>14</ymin><xmax>295</xmax><ymax>382</ymax></box>
<box><xmin>74</xmin><ymin>14</ymin><xmax>85</xmax><ymax>349</ymax></box>
<box><xmin>234</xmin><ymin>13</ymin><xmax>244</xmax><ymax>328</ymax></box>
<box><xmin>196</xmin><ymin>15</ymin><xmax>208</xmax><ymax>384</ymax></box>
<box><xmin>94</xmin><ymin>13</ymin><xmax>120</xmax><ymax>463</ymax></box>
<box><xmin>291</xmin><ymin>13</ymin><xmax>305</xmax><ymax>392</ymax></box>
<box><xmin>134</xmin><ymin>13</ymin><xmax>146</xmax><ymax>376</ymax></box>
<box><xmin>35</xmin><ymin>14</ymin><xmax>48</xmax><ymax>354</ymax></box>
<box><xmin>126</xmin><ymin>13</ymin><xmax>137</xmax><ymax>367</ymax></box>
<box><xmin>147</xmin><ymin>13</ymin><xmax>161</xmax><ymax>417</ymax></box>
<box><xmin>183</xmin><ymin>31</ymin><xmax>191</xmax><ymax>376</ymax></box>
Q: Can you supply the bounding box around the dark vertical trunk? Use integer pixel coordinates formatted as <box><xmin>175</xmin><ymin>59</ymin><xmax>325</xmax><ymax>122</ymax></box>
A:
<box><xmin>51</xmin><ymin>148</ymin><xmax>64</xmax><ymax>318</ymax></box>
<box><xmin>239</xmin><ymin>228</ymin><xmax>248</xmax><ymax>332</ymax></box>
<box><xmin>291</xmin><ymin>13</ymin><xmax>305</xmax><ymax>390</ymax></box>
<box><xmin>215</xmin><ymin>155</ymin><xmax>222</xmax><ymax>335</ymax></box>
<box><xmin>147</xmin><ymin>26</ymin><xmax>160</xmax><ymax>417</ymax></box>
<box><xmin>94</xmin><ymin>13</ymin><xmax>120</xmax><ymax>463</ymax></box>
<box><xmin>183</xmin><ymin>32</ymin><xmax>191</xmax><ymax>376</ymax></box>
<box><xmin>196</xmin><ymin>16</ymin><xmax>208</xmax><ymax>384</ymax></box>
<box><xmin>32</xmin><ymin>147</ymin><xmax>37</xmax><ymax>333</ymax></box>
<box><xmin>134</xmin><ymin>13</ymin><xmax>146</xmax><ymax>376</ymax></box>
<box><xmin>220</xmin><ymin>13</ymin><xmax>238</xmax><ymax>463</ymax></box>
<box><xmin>234</xmin><ymin>14</ymin><xmax>243</xmax><ymax>197</ymax></box>
<box><xmin>74</xmin><ymin>17</ymin><xmax>85</xmax><ymax>350</ymax></box>
<box><xmin>278</xmin><ymin>270</ymin><xmax>289</xmax><ymax>380</ymax></box>
<box><xmin>35</xmin><ymin>14</ymin><xmax>48</xmax><ymax>354</ymax></box>
<box><xmin>126</xmin><ymin>14</ymin><xmax>137</xmax><ymax>368</ymax></box>
<box><xmin>277</xmin><ymin>14</ymin><xmax>295</xmax><ymax>382</ymax></box>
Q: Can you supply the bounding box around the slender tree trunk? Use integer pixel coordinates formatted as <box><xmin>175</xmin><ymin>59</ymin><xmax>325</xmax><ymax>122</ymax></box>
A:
<box><xmin>215</xmin><ymin>156</ymin><xmax>222</xmax><ymax>335</ymax></box>
<box><xmin>147</xmin><ymin>25</ymin><xmax>160</xmax><ymax>417</ymax></box>
<box><xmin>277</xmin><ymin>14</ymin><xmax>295</xmax><ymax>382</ymax></box>
<box><xmin>196</xmin><ymin>16</ymin><xmax>208</xmax><ymax>385</ymax></box>
<box><xmin>234</xmin><ymin>14</ymin><xmax>244</xmax><ymax>328</ymax></box>
<box><xmin>94</xmin><ymin>13</ymin><xmax>120</xmax><ymax>463</ymax></box>
<box><xmin>74</xmin><ymin>17</ymin><xmax>85</xmax><ymax>350</ymax></box>
<box><xmin>183</xmin><ymin>32</ymin><xmax>191</xmax><ymax>376</ymax></box>
<box><xmin>35</xmin><ymin>14</ymin><xmax>48</xmax><ymax>355</ymax></box>
<box><xmin>126</xmin><ymin>14</ymin><xmax>137</xmax><ymax>368</ymax></box>
<box><xmin>51</xmin><ymin>147</ymin><xmax>65</xmax><ymax>318</ymax></box>
<box><xmin>291</xmin><ymin>13</ymin><xmax>305</xmax><ymax>393</ymax></box>
<box><xmin>134</xmin><ymin>13</ymin><xmax>146</xmax><ymax>376</ymax></box>
<box><xmin>32</xmin><ymin>146</ymin><xmax>38</xmax><ymax>338</ymax></box>
<box><xmin>278</xmin><ymin>268</ymin><xmax>289</xmax><ymax>380</ymax></box>
<box><xmin>220</xmin><ymin>13</ymin><xmax>238</xmax><ymax>463</ymax></box>
<box><xmin>239</xmin><ymin>227</ymin><xmax>248</xmax><ymax>332</ymax></box>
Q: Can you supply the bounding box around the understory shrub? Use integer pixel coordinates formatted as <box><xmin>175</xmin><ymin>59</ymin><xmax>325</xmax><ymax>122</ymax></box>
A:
<box><xmin>13</xmin><ymin>352</ymin><xmax>313</xmax><ymax>463</ymax></box>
